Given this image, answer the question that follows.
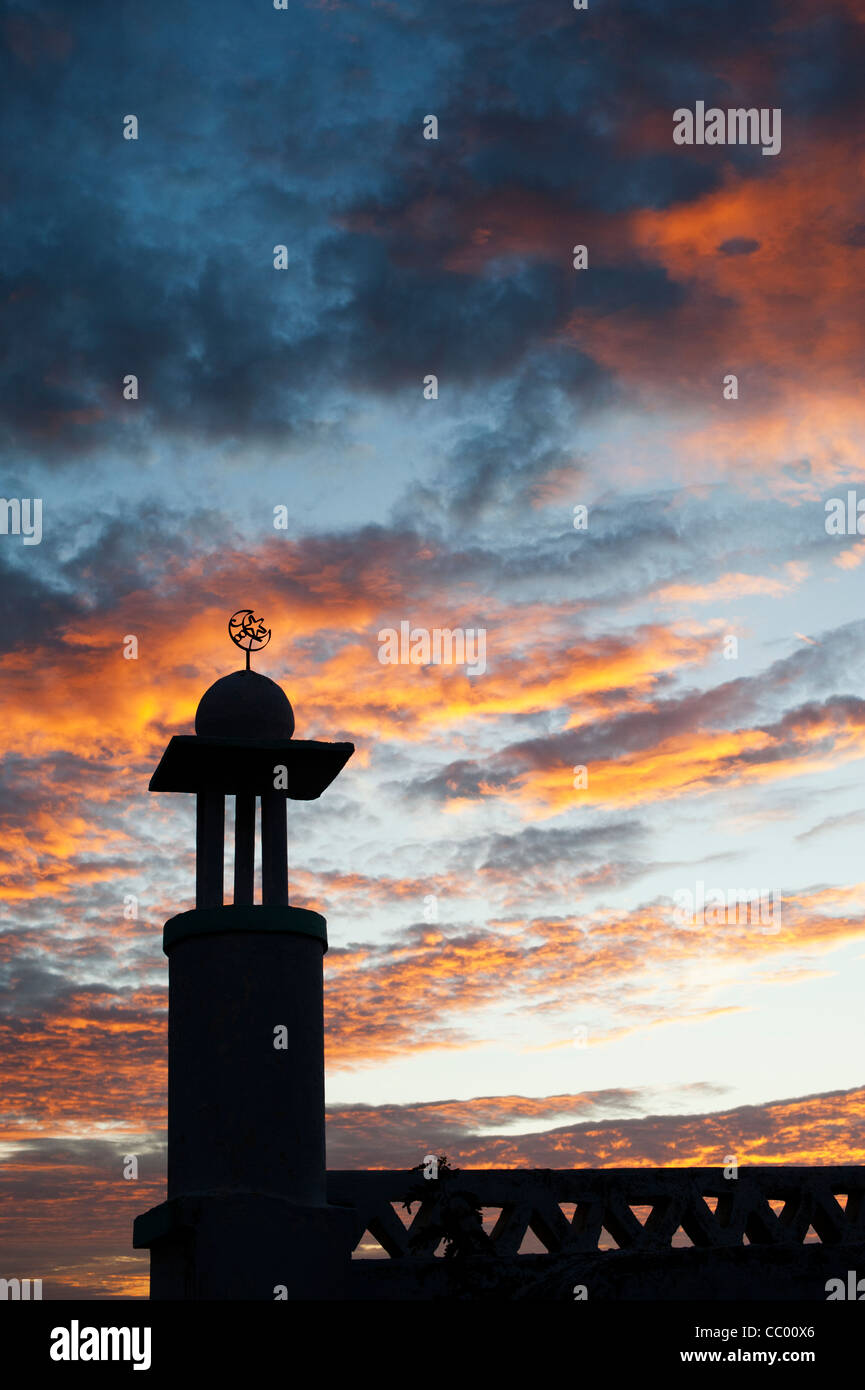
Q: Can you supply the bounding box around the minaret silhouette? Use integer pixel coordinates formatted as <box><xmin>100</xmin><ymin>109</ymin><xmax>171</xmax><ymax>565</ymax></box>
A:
<box><xmin>133</xmin><ymin>635</ymin><xmax>355</xmax><ymax>1299</ymax></box>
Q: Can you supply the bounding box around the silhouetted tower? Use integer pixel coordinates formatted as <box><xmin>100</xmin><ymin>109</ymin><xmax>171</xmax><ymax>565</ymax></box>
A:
<box><xmin>133</xmin><ymin>613</ymin><xmax>354</xmax><ymax>1299</ymax></box>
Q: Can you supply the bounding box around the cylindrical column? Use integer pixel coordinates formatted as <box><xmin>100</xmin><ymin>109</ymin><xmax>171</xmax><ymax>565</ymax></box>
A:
<box><xmin>261</xmin><ymin>792</ymin><xmax>288</xmax><ymax>905</ymax></box>
<box><xmin>166</xmin><ymin>920</ymin><xmax>327</xmax><ymax>1204</ymax></box>
<box><xmin>233</xmin><ymin>793</ymin><xmax>255</xmax><ymax>906</ymax></box>
<box><xmin>195</xmin><ymin>791</ymin><xmax>224</xmax><ymax>908</ymax></box>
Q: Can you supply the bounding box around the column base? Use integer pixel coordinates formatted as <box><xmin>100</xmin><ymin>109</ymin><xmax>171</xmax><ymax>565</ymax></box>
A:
<box><xmin>133</xmin><ymin>1193</ymin><xmax>357</xmax><ymax>1301</ymax></box>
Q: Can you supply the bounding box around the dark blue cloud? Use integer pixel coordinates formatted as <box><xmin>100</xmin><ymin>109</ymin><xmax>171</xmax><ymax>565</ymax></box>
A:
<box><xmin>3</xmin><ymin>0</ymin><xmax>858</xmax><ymax>471</ymax></box>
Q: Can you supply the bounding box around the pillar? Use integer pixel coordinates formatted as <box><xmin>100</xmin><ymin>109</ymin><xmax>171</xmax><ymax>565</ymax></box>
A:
<box><xmin>133</xmin><ymin>906</ymin><xmax>355</xmax><ymax>1299</ymax></box>
<box><xmin>261</xmin><ymin>792</ymin><xmax>288</xmax><ymax>905</ymax></box>
<box><xmin>195</xmin><ymin>791</ymin><xmax>224</xmax><ymax>908</ymax></box>
<box><xmin>233</xmin><ymin>793</ymin><xmax>255</xmax><ymax>906</ymax></box>
<box><xmin>166</xmin><ymin>921</ymin><xmax>326</xmax><ymax>1202</ymax></box>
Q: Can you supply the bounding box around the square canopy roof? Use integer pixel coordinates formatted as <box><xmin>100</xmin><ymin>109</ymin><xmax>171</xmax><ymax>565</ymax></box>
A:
<box><xmin>149</xmin><ymin>735</ymin><xmax>354</xmax><ymax>799</ymax></box>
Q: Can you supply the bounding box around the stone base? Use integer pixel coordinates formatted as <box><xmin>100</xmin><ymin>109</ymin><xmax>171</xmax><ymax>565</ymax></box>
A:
<box><xmin>134</xmin><ymin>1192</ymin><xmax>357</xmax><ymax>1301</ymax></box>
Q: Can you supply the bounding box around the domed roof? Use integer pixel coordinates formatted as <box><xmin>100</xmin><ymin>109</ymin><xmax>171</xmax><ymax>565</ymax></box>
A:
<box><xmin>195</xmin><ymin>669</ymin><xmax>295</xmax><ymax>741</ymax></box>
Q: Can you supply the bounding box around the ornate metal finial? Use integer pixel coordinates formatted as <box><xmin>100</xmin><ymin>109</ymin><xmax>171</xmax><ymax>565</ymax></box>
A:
<box><xmin>228</xmin><ymin>609</ymin><xmax>272</xmax><ymax>671</ymax></box>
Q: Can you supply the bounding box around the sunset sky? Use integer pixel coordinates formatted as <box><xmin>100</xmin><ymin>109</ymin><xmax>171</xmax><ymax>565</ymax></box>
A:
<box><xmin>2</xmin><ymin>0</ymin><xmax>865</xmax><ymax>1297</ymax></box>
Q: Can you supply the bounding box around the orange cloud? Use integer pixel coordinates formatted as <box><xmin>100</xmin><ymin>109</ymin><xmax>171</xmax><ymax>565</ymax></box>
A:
<box><xmin>653</xmin><ymin>563</ymin><xmax>808</xmax><ymax>605</ymax></box>
<box><xmin>497</xmin><ymin>702</ymin><xmax>865</xmax><ymax>815</ymax></box>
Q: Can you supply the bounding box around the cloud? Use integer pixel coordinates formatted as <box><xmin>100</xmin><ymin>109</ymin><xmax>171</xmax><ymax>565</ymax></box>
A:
<box><xmin>326</xmin><ymin>1082</ymin><xmax>865</xmax><ymax>1169</ymax></box>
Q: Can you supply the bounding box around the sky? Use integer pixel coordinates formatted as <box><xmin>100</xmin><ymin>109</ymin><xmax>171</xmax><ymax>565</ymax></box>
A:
<box><xmin>2</xmin><ymin>0</ymin><xmax>865</xmax><ymax>1298</ymax></box>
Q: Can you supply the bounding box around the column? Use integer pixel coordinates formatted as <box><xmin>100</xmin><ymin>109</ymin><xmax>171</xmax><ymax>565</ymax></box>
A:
<box><xmin>195</xmin><ymin>790</ymin><xmax>224</xmax><ymax>908</ymax></box>
<box><xmin>233</xmin><ymin>793</ymin><xmax>255</xmax><ymax>906</ymax></box>
<box><xmin>260</xmin><ymin>792</ymin><xmax>288</xmax><ymax>906</ymax></box>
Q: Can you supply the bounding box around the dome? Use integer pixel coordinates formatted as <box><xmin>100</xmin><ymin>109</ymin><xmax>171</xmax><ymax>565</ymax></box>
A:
<box><xmin>195</xmin><ymin>669</ymin><xmax>295</xmax><ymax>740</ymax></box>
